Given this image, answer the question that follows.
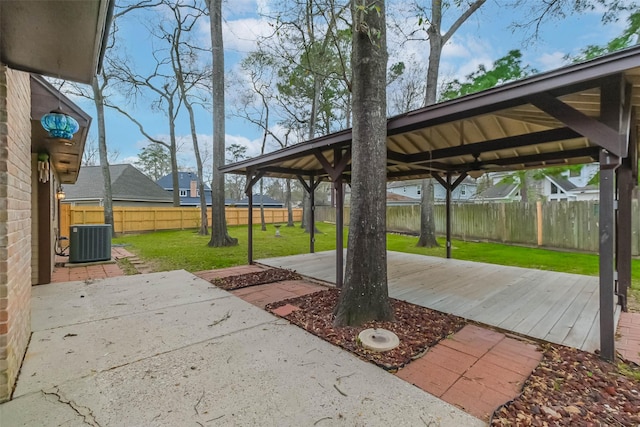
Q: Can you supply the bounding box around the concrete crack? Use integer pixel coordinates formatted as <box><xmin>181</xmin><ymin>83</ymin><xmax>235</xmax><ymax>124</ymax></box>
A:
<box><xmin>42</xmin><ymin>387</ymin><xmax>101</xmax><ymax>427</ymax></box>
<box><xmin>208</xmin><ymin>311</ymin><xmax>231</xmax><ymax>327</ymax></box>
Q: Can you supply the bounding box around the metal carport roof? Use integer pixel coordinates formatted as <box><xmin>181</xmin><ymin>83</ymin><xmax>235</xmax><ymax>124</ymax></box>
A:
<box><xmin>222</xmin><ymin>45</ymin><xmax>640</xmax><ymax>363</ymax></box>
<box><xmin>222</xmin><ymin>45</ymin><xmax>640</xmax><ymax>182</ymax></box>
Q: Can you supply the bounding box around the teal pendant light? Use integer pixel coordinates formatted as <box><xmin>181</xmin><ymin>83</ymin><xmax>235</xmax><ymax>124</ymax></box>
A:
<box><xmin>41</xmin><ymin>109</ymin><xmax>79</xmax><ymax>140</ymax></box>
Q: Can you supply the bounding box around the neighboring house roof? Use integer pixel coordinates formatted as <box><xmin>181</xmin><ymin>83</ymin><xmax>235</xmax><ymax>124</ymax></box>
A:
<box><xmin>386</xmin><ymin>192</ymin><xmax>419</xmax><ymax>203</ymax></box>
<box><xmin>156</xmin><ymin>171</ymin><xmax>211</xmax><ymax>190</ymax></box>
<box><xmin>571</xmin><ymin>184</ymin><xmax>599</xmax><ymax>194</ymax></box>
<box><xmin>64</xmin><ymin>164</ymin><xmax>172</xmax><ymax>203</ymax></box>
<box><xmin>473</xmin><ymin>183</ymin><xmax>519</xmax><ymax>201</ymax></box>
<box><xmin>547</xmin><ymin>175</ymin><xmax>577</xmax><ymax>192</ymax></box>
<box><xmin>387</xmin><ymin>177</ymin><xmax>476</xmax><ymax>188</ymax></box>
<box><xmin>236</xmin><ymin>194</ymin><xmax>284</xmax><ymax>207</ymax></box>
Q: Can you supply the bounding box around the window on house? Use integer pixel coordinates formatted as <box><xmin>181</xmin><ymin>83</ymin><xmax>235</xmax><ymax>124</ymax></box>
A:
<box><xmin>460</xmin><ymin>185</ymin><xmax>466</xmax><ymax>196</ymax></box>
<box><xmin>551</xmin><ymin>183</ymin><xmax>558</xmax><ymax>194</ymax></box>
<box><xmin>569</xmin><ymin>169</ymin><xmax>580</xmax><ymax>177</ymax></box>
<box><xmin>179</xmin><ymin>190</ymin><xmax>188</xmax><ymax>197</ymax></box>
<box><xmin>403</xmin><ymin>187</ymin><xmax>406</xmax><ymax>193</ymax></box>
<box><xmin>417</xmin><ymin>189</ymin><xmax>421</xmax><ymax>195</ymax></box>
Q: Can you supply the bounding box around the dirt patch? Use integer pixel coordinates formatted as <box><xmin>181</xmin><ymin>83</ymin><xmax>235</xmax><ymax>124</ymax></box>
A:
<box><xmin>266</xmin><ymin>289</ymin><xmax>466</xmax><ymax>370</ymax></box>
<box><xmin>212</xmin><ymin>268</ymin><xmax>303</xmax><ymax>290</ymax></box>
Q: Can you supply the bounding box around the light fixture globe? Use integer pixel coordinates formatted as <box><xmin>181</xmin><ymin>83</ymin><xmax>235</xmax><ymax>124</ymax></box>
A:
<box><xmin>41</xmin><ymin>110</ymin><xmax>79</xmax><ymax>140</ymax></box>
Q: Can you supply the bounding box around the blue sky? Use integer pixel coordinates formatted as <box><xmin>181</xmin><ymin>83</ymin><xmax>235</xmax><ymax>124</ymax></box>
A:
<box><xmin>69</xmin><ymin>0</ymin><xmax>631</xmax><ymax>170</ymax></box>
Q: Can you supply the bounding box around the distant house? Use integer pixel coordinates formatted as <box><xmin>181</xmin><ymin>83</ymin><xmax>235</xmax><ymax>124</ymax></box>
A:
<box><xmin>236</xmin><ymin>194</ymin><xmax>284</xmax><ymax>208</ymax></box>
<box><xmin>473</xmin><ymin>183</ymin><xmax>520</xmax><ymax>203</ymax></box>
<box><xmin>156</xmin><ymin>172</ymin><xmax>212</xmax><ymax>206</ymax></box>
<box><xmin>386</xmin><ymin>191</ymin><xmax>420</xmax><ymax>206</ymax></box>
<box><xmin>63</xmin><ymin>164</ymin><xmax>172</xmax><ymax>207</ymax></box>
<box><xmin>474</xmin><ymin>169</ymin><xmax>599</xmax><ymax>203</ymax></box>
<box><xmin>543</xmin><ymin>175</ymin><xmax>577</xmax><ymax>201</ymax></box>
<box><xmin>387</xmin><ymin>178</ymin><xmax>477</xmax><ymax>202</ymax></box>
<box><xmin>570</xmin><ymin>185</ymin><xmax>600</xmax><ymax>201</ymax></box>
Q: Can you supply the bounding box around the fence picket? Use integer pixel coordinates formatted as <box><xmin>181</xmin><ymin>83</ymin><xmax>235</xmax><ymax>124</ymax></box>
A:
<box><xmin>315</xmin><ymin>200</ymin><xmax>639</xmax><ymax>255</ymax></box>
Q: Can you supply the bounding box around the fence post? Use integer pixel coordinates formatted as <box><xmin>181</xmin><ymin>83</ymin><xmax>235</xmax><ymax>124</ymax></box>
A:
<box><xmin>536</xmin><ymin>201</ymin><xmax>543</xmax><ymax>246</ymax></box>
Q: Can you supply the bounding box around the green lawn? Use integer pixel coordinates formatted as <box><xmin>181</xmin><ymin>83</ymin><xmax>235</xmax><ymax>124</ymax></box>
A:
<box><xmin>113</xmin><ymin>223</ymin><xmax>640</xmax><ymax>290</ymax></box>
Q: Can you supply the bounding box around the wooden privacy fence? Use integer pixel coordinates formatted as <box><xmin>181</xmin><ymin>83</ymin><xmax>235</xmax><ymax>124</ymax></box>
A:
<box><xmin>315</xmin><ymin>200</ymin><xmax>640</xmax><ymax>256</ymax></box>
<box><xmin>60</xmin><ymin>205</ymin><xmax>302</xmax><ymax>236</ymax></box>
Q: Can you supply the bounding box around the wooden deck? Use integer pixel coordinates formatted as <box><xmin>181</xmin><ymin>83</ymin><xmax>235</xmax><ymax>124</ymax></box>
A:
<box><xmin>258</xmin><ymin>251</ymin><xmax>620</xmax><ymax>353</ymax></box>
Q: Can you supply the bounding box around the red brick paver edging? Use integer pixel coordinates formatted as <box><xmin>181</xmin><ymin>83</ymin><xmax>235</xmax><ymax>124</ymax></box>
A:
<box><xmin>396</xmin><ymin>324</ymin><xmax>542</xmax><ymax>421</ymax></box>
<box><xmin>616</xmin><ymin>312</ymin><xmax>640</xmax><ymax>365</ymax></box>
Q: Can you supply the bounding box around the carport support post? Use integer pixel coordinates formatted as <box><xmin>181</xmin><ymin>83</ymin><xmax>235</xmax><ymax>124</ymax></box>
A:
<box><xmin>335</xmin><ymin>176</ymin><xmax>344</xmax><ymax>288</ymax></box>
<box><xmin>247</xmin><ymin>187</ymin><xmax>254</xmax><ymax>264</ymax></box>
<box><xmin>310</xmin><ymin>176</ymin><xmax>316</xmax><ymax>253</ymax></box>
<box><xmin>445</xmin><ymin>172</ymin><xmax>452</xmax><ymax>259</ymax></box>
<box><xmin>616</xmin><ymin>109</ymin><xmax>636</xmax><ymax>312</ymax></box>
<box><xmin>599</xmin><ymin>150</ymin><xmax>619</xmax><ymax>362</ymax></box>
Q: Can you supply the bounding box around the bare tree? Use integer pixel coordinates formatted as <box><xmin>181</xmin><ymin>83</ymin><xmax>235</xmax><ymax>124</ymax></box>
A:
<box><xmin>207</xmin><ymin>0</ymin><xmax>237</xmax><ymax>246</ymax></box>
<box><xmin>404</xmin><ymin>0</ymin><xmax>486</xmax><ymax>247</ymax></box>
<box><xmin>334</xmin><ymin>0</ymin><xmax>393</xmax><ymax>326</ymax></box>
<box><xmin>225</xmin><ymin>143</ymin><xmax>247</xmax><ymax>201</ymax></box>
<box><xmin>164</xmin><ymin>0</ymin><xmax>212</xmax><ymax>234</ymax></box>
<box><xmin>82</xmin><ymin>136</ymin><xmax>120</xmax><ymax>166</ymax></box>
<box><xmin>106</xmin><ymin>4</ymin><xmax>184</xmax><ymax>207</ymax></box>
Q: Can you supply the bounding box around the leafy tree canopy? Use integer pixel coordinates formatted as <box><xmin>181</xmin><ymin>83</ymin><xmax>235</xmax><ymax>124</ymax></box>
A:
<box><xmin>570</xmin><ymin>11</ymin><xmax>640</xmax><ymax>62</ymax></box>
<box><xmin>439</xmin><ymin>50</ymin><xmax>537</xmax><ymax>101</ymax></box>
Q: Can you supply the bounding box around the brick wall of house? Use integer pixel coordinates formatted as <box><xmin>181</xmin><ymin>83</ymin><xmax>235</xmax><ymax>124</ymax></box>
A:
<box><xmin>0</xmin><ymin>65</ymin><xmax>33</xmax><ymax>402</ymax></box>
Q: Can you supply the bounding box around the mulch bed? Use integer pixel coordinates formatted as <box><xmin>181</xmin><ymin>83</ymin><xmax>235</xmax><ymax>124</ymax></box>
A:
<box><xmin>266</xmin><ymin>288</ymin><xmax>467</xmax><ymax>370</ymax></box>
<box><xmin>492</xmin><ymin>344</ymin><xmax>640</xmax><ymax>426</ymax></box>
<box><xmin>220</xmin><ymin>270</ymin><xmax>640</xmax><ymax>424</ymax></box>
<box><xmin>212</xmin><ymin>268</ymin><xmax>303</xmax><ymax>290</ymax></box>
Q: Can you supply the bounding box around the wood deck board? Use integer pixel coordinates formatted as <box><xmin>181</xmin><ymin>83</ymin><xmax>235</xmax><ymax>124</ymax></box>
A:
<box><xmin>501</xmin><ymin>274</ymin><xmax>581</xmax><ymax>333</ymax></box>
<box><xmin>258</xmin><ymin>250</ymin><xmax>614</xmax><ymax>352</ymax></box>
<box><xmin>562</xmin><ymin>288</ymin><xmax>601</xmax><ymax>350</ymax></box>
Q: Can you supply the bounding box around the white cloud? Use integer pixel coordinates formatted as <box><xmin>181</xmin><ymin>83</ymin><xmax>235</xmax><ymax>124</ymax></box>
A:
<box><xmin>535</xmin><ymin>51</ymin><xmax>568</xmax><ymax>71</ymax></box>
<box><xmin>223</xmin><ymin>0</ymin><xmax>259</xmax><ymax>16</ymax></box>
<box><xmin>225</xmin><ymin>134</ymin><xmax>263</xmax><ymax>158</ymax></box>
<box><xmin>441</xmin><ymin>40</ymin><xmax>471</xmax><ymax>60</ymax></box>
<box><xmin>122</xmin><ymin>156</ymin><xmax>139</xmax><ymax>165</ymax></box>
<box><xmin>223</xmin><ymin>17</ymin><xmax>275</xmax><ymax>54</ymax></box>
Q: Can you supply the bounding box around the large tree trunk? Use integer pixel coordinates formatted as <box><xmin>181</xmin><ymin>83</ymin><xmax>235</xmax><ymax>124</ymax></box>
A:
<box><xmin>519</xmin><ymin>171</ymin><xmax>529</xmax><ymax>206</ymax></box>
<box><xmin>176</xmin><ymin>70</ymin><xmax>208</xmax><ymax>235</ymax></box>
<box><xmin>417</xmin><ymin>0</ymin><xmax>485</xmax><ymax>247</ymax></box>
<box><xmin>301</xmin><ymin>191</ymin><xmax>308</xmax><ymax>229</ymax></box>
<box><xmin>207</xmin><ymin>0</ymin><xmax>237</xmax><ymax>246</ymax></box>
<box><xmin>334</xmin><ymin>0</ymin><xmax>393</xmax><ymax>326</ymax></box>
<box><xmin>286</xmin><ymin>178</ymin><xmax>294</xmax><ymax>226</ymax></box>
<box><xmin>92</xmin><ymin>76</ymin><xmax>115</xmax><ymax>237</ymax></box>
<box><xmin>260</xmin><ymin>179</ymin><xmax>266</xmax><ymax>231</ymax></box>
<box><xmin>416</xmin><ymin>179</ymin><xmax>439</xmax><ymax>247</ymax></box>
<box><xmin>168</xmin><ymin>98</ymin><xmax>181</xmax><ymax>207</ymax></box>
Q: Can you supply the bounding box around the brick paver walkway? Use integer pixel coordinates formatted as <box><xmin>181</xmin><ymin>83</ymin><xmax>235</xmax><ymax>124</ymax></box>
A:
<box><xmin>230</xmin><ymin>280</ymin><xmax>325</xmax><ymax>308</ymax></box>
<box><xmin>51</xmin><ymin>247</ymin><xmax>138</xmax><ymax>283</ymax></box>
<box><xmin>616</xmin><ymin>312</ymin><xmax>640</xmax><ymax>365</ymax></box>
<box><xmin>396</xmin><ymin>324</ymin><xmax>542</xmax><ymax>421</ymax></box>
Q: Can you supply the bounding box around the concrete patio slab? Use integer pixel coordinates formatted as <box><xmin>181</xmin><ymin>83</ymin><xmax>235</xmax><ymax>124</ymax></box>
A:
<box><xmin>31</xmin><ymin>270</ymin><xmax>222</xmax><ymax>330</ymax></box>
<box><xmin>16</xmin><ymin>295</ymin><xmax>274</xmax><ymax>396</ymax></box>
<box><xmin>1</xmin><ymin>271</ymin><xmax>482</xmax><ymax>427</ymax></box>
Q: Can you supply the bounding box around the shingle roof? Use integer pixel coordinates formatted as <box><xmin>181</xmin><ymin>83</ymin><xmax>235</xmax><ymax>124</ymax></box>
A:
<box><xmin>473</xmin><ymin>183</ymin><xmax>518</xmax><ymax>200</ymax></box>
<box><xmin>386</xmin><ymin>192</ymin><xmax>419</xmax><ymax>202</ymax></box>
<box><xmin>546</xmin><ymin>175</ymin><xmax>577</xmax><ymax>192</ymax></box>
<box><xmin>236</xmin><ymin>194</ymin><xmax>284</xmax><ymax>207</ymax></box>
<box><xmin>156</xmin><ymin>172</ymin><xmax>211</xmax><ymax>190</ymax></box>
<box><xmin>64</xmin><ymin>164</ymin><xmax>173</xmax><ymax>203</ymax></box>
